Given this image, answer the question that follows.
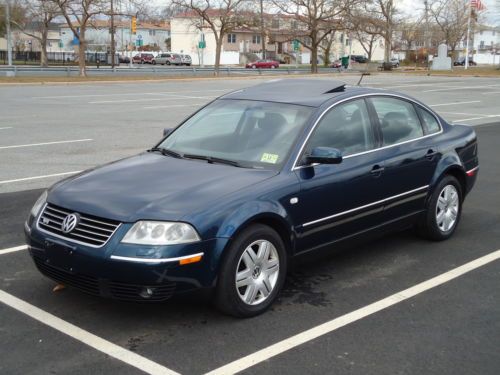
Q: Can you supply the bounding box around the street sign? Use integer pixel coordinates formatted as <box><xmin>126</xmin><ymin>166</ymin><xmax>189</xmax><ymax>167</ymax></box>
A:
<box><xmin>198</xmin><ymin>41</ymin><xmax>206</xmax><ymax>49</ymax></box>
<box><xmin>293</xmin><ymin>39</ymin><xmax>299</xmax><ymax>51</ymax></box>
<box><xmin>135</xmin><ymin>39</ymin><xmax>143</xmax><ymax>47</ymax></box>
<box><xmin>137</xmin><ymin>34</ymin><xmax>142</xmax><ymax>40</ymax></box>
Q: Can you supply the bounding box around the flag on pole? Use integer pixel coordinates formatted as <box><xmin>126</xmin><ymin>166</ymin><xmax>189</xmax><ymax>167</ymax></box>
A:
<box><xmin>471</xmin><ymin>0</ymin><xmax>486</xmax><ymax>11</ymax></box>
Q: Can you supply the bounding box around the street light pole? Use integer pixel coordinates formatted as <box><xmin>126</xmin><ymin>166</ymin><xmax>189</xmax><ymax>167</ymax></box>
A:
<box><xmin>5</xmin><ymin>0</ymin><xmax>13</xmax><ymax>66</ymax></box>
<box><xmin>260</xmin><ymin>0</ymin><xmax>266</xmax><ymax>60</ymax></box>
<box><xmin>110</xmin><ymin>0</ymin><xmax>115</xmax><ymax>68</ymax></box>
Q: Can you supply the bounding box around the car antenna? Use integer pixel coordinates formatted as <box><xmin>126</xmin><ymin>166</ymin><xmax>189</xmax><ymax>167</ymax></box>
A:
<box><xmin>357</xmin><ymin>72</ymin><xmax>370</xmax><ymax>86</ymax></box>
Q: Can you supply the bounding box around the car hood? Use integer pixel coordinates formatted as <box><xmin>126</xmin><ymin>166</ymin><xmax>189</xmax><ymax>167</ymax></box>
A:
<box><xmin>48</xmin><ymin>153</ymin><xmax>277</xmax><ymax>223</ymax></box>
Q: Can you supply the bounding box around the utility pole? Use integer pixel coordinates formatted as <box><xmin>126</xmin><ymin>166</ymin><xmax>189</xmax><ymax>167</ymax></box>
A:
<box><xmin>260</xmin><ymin>0</ymin><xmax>266</xmax><ymax>60</ymax></box>
<box><xmin>110</xmin><ymin>0</ymin><xmax>115</xmax><ymax>68</ymax></box>
<box><xmin>5</xmin><ymin>0</ymin><xmax>13</xmax><ymax>66</ymax></box>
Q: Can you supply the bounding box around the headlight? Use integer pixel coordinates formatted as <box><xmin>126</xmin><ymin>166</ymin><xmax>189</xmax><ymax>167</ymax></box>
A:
<box><xmin>121</xmin><ymin>221</ymin><xmax>201</xmax><ymax>245</ymax></box>
<box><xmin>30</xmin><ymin>190</ymin><xmax>47</xmax><ymax>218</ymax></box>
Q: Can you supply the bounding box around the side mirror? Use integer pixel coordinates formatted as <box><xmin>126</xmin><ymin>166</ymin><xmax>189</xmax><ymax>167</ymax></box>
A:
<box><xmin>305</xmin><ymin>147</ymin><xmax>343</xmax><ymax>165</ymax></box>
<box><xmin>163</xmin><ymin>128</ymin><xmax>172</xmax><ymax>137</ymax></box>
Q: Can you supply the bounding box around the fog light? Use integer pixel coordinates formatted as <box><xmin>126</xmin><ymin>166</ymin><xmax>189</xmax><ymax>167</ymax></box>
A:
<box><xmin>139</xmin><ymin>287</ymin><xmax>155</xmax><ymax>299</ymax></box>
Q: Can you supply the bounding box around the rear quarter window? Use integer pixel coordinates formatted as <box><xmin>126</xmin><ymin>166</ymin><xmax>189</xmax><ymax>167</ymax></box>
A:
<box><xmin>417</xmin><ymin>107</ymin><xmax>441</xmax><ymax>134</ymax></box>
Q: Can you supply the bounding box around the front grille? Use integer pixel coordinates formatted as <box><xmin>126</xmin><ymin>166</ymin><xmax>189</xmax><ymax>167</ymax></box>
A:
<box><xmin>37</xmin><ymin>204</ymin><xmax>120</xmax><ymax>247</ymax></box>
<box><xmin>33</xmin><ymin>255</ymin><xmax>176</xmax><ymax>302</ymax></box>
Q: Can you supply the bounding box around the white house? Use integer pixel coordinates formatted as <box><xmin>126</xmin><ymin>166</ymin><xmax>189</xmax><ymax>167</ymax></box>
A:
<box><xmin>58</xmin><ymin>20</ymin><xmax>170</xmax><ymax>53</ymax></box>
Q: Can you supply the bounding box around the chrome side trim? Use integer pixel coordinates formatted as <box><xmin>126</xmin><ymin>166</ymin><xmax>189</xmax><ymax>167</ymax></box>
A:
<box><xmin>110</xmin><ymin>252</ymin><xmax>204</xmax><ymax>264</ymax></box>
<box><xmin>466</xmin><ymin>166</ymin><xmax>479</xmax><ymax>174</ymax></box>
<box><xmin>292</xmin><ymin>93</ymin><xmax>443</xmax><ymax>171</ymax></box>
<box><xmin>302</xmin><ymin>185</ymin><xmax>429</xmax><ymax>228</ymax></box>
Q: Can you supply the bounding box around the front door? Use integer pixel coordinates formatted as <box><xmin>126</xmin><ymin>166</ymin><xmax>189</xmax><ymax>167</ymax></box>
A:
<box><xmin>293</xmin><ymin>98</ymin><xmax>387</xmax><ymax>253</ymax></box>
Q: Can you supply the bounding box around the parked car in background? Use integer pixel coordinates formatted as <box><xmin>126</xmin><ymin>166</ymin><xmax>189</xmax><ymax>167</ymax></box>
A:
<box><xmin>153</xmin><ymin>53</ymin><xmax>182</xmax><ymax>65</ymax></box>
<box><xmin>351</xmin><ymin>55</ymin><xmax>368</xmax><ymax>63</ymax></box>
<box><xmin>26</xmin><ymin>79</ymin><xmax>478</xmax><ymax>317</ymax></box>
<box><xmin>330</xmin><ymin>60</ymin><xmax>342</xmax><ymax>69</ymax></box>
<box><xmin>454</xmin><ymin>57</ymin><xmax>477</xmax><ymax>66</ymax></box>
<box><xmin>390</xmin><ymin>57</ymin><xmax>400</xmax><ymax>67</ymax></box>
<box><xmin>181</xmin><ymin>54</ymin><xmax>192</xmax><ymax>66</ymax></box>
<box><xmin>245</xmin><ymin>59</ymin><xmax>280</xmax><ymax>69</ymax></box>
<box><xmin>132</xmin><ymin>53</ymin><xmax>155</xmax><ymax>64</ymax></box>
<box><xmin>118</xmin><ymin>55</ymin><xmax>130</xmax><ymax>64</ymax></box>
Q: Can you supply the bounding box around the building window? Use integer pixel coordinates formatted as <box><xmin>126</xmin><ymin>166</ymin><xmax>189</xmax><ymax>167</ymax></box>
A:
<box><xmin>291</xmin><ymin>20</ymin><xmax>298</xmax><ymax>29</ymax></box>
<box><xmin>227</xmin><ymin>33</ymin><xmax>236</xmax><ymax>43</ymax></box>
<box><xmin>479</xmin><ymin>30</ymin><xmax>483</xmax><ymax>35</ymax></box>
<box><xmin>480</xmin><ymin>40</ymin><xmax>485</xmax><ymax>49</ymax></box>
<box><xmin>272</xmin><ymin>19</ymin><xmax>279</xmax><ymax>29</ymax></box>
<box><xmin>149</xmin><ymin>30</ymin><xmax>156</xmax><ymax>36</ymax></box>
<box><xmin>252</xmin><ymin>35</ymin><xmax>261</xmax><ymax>44</ymax></box>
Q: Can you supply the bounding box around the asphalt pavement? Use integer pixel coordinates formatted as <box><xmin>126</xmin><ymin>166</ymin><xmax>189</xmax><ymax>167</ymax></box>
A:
<box><xmin>0</xmin><ymin>74</ymin><xmax>499</xmax><ymax>375</ymax></box>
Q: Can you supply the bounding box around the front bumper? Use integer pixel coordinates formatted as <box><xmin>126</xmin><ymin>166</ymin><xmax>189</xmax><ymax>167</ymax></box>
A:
<box><xmin>25</xmin><ymin>222</ymin><xmax>229</xmax><ymax>302</ymax></box>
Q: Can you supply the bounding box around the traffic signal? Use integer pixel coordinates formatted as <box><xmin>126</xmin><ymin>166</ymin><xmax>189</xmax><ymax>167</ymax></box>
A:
<box><xmin>131</xmin><ymin>16</ymin><xmax>137</xmax><ymax>34</ymax></box>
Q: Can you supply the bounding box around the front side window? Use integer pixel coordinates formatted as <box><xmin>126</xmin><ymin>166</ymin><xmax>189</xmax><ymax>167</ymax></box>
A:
<box><xmin>305</xmin><ymin>99</ymin><xmax>375</xmax><ymax>157</ymax></box>
<box><xmin>417</xmin><ymin>107</ymin><xmax>441</xmax><ymax>134</ymax></box>
<box><xmin>370</xmin><ymin>97</ymin><xmax>424</xmax><ymax>146</ymax></box>
<box><xmin>160</xmin><ymin>100</ymin><xmax>313</xmax><ymax>169</ymax></box>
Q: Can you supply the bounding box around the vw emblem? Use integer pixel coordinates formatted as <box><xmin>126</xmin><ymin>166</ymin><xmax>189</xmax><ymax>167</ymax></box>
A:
<box><xmin>61</xmin><ymin>213</ymin><xmax>79</xmax><ymax>234</ymax></box>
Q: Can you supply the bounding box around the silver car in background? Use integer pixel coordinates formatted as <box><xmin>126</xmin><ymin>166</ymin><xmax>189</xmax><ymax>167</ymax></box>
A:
<box><xmin>153</xmin><ymin>53</ymin><xmax>182</xmax><ymax>65</ymax></box>
<box><xmin>181</xmin><ymin>54</ymin><xmax>192</xmax><ymax>66</ymax></box>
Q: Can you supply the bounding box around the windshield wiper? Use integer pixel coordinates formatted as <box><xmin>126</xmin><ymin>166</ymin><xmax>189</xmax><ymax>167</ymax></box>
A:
<box><xmin>149</xmin><ymin>147</ymin><xmax>183</xmax><ymax>159</ymax></box>
<box><xmin>183</xmin><ymin>153</ymin><xmax>243</xmax><ymax>167</ymax></box>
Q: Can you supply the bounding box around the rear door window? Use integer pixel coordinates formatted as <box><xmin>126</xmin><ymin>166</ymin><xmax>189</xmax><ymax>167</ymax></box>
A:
<box><xmin>369</xmin><ymin>97</ymin><xmax>424</xmax><ymax>146</ymax></box>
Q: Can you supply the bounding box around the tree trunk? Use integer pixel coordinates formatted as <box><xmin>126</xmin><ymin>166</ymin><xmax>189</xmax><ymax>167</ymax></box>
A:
<box><xmin>214</xmin><ymin>34</ymin><xmax>222</xmax><ymax>77</ymax></box>
<box><xmin>40</xmin><ymin>30</ymin><xmax>48</xmax><ymax>67</ymax></box>
<box><xmin>310</xmin><ymin>34</ymin><xmax>318</xmax><ymax>73</ymax></box>
<box><xmin>78</xmin><ymin>28</ymin><xmax>86</xmax><ymax>77</ymax></box>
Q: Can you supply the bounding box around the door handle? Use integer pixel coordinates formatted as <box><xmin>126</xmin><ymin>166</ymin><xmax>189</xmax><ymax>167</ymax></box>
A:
<box><xmin>370</xmin><ymin>164</ymin><xmax>385</xmax><ymax>177</ymax></box>
<box><xmin>426</xmin><ymin>149</ymin><xmax>438</xmax><ymax>160</ymax></box>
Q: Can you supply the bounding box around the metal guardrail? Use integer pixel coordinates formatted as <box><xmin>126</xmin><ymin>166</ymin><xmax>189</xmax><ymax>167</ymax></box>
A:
<box><xmin>0</xmin><ymin>65</ymin><xmax>358</xmax><ymax>77</ymax></box>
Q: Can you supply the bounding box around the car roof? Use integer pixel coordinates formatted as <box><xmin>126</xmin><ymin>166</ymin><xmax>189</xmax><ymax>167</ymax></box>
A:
<box><xmin>221</xmin><ymin>78</ymin><xmax>364</xmax><ymax>107</ymax></box>
<box><xmin>220</xmin><ymin>78</ymin><xmax>425</xmax><ymax>108</ymax></box>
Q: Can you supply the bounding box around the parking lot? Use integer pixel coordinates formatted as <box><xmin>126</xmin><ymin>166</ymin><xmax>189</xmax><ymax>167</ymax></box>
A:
<box><xmin>1</xmin><ymin>74</ymin><xmax>499</xmax><ymax>375</ymax></box>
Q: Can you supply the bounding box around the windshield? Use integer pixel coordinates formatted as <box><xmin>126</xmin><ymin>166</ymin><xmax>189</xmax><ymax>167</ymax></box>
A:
<box><xmin>159</xmin><ymin>99</ymin><xmax>313</xmax><ymax>169</ymax></box>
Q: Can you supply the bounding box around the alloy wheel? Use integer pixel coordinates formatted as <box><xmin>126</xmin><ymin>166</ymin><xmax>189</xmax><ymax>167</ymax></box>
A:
<box><xmin>436</xmin><ymin>184</ymin><xmax>459</xmax><ymax>232</ymax></box>
<box><xmin>235</xmin><ymin>240</ymin><xmax>280</xmax><ymax>305</ymax></box>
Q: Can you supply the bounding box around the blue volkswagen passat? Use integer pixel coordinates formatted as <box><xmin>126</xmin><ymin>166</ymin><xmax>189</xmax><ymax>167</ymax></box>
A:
<box><xmin>25</xmin><ymin>79</ymin><xmax>478</xmax><ymax>317</ymax></box>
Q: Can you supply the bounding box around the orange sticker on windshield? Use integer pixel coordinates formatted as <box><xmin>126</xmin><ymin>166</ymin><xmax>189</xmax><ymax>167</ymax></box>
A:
<box><xmin>261</xmin><ymin>153</ymin><xmax>279</xmax><ymax>164</ymax></box>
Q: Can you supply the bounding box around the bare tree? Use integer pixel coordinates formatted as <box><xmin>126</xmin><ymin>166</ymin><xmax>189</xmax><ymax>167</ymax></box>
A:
<box><xmin>363</xmin><ymin>0</ymin><xmax>397</xmax><ymax>63</ymax></box>
<box><xmin>430</xmin><ymin>0</ymin><xmax>469</xmax><ymax>57</ymax></box>
<box><xmin>347</xmin><ymin>10</ymin><xmax>385</xmax><ymax>62</ymax></box>
<box><xmin>171</xmin><ymin>0</ymin><xmax>249</xmax><ymax>76</ymax></box>
<box><xmin>12</xmin><ymin>1</ymin><xmax>60</xmax><ymax>67</ymax></box>
<box><xmin>274</xmin><ymin>0</ymin><xmax>351</xmax><ymax>73</ymax></box>
<box><xmin>318</xmin><ymin>31</ymin><xmax>336</xmax><ymax>66</ymax></box>
<box><xmin>52</xmin><ymin>0</ymin><xmax>106</xmax><ymax>76</ymax></box>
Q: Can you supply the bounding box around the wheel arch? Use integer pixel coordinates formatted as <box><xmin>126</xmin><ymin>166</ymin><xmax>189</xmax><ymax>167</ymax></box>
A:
<box><xmin>428</xmin><ymin>152</ymin><xmax>467</xmax><ymax>205</ymax></box>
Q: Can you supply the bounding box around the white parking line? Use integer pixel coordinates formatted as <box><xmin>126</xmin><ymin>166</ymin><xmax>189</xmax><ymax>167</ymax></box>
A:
<box><xmin>0</xmin><ymin>139</ymin><xmax>92</xmax><ymax>150</ymax></box>
<box><xmin>89</xmin><ymin>95</ymin><xmax>217</xmax><ymax>104</ymax></box>
<box><xmin>0</xmin><ymin>289</ymin><xmax>180</xmax><ymax>375</ymax></box>
<box><xmin>205</xmin><ymin>249</ymin><xmax>500</xmax><ymax>375</ymax></box>
<box><xmin>483</xmin><ymin>91</ymin><xmax>500</xmax><ymax>95</ymax></box>
<box><xmin>0</xmin><ymin>171</ymin><xmax>81</xmax><ymax>185</ymax></box>
<box><xmin>0</xmin><ymin>245</ymin><xmax>27</xmax><ymax>255</ymax></box>
<box><xmin>452</xmin><ymin>115</ymin><xmax>500</xmax><ymax>123</ymax></box>
<box><xmin>33</xmin><ymin>89</ymin><xmax>229</xmax><ymax>99</ymax></box>
<box><xmin>0</xmin><ymin>127</ymin><xmax>13</xmax><ymax>130</ymax></box>
<box><xmin>423</xmin><ymin>84</ymin><xmax>500</xmax><ymax>92</ymax></box>
<box><xmin>142</xmin><ymin>103</ymin><xmax>207</xmax><ymax>110</ymax></box>
<box><xmin>430</xmin><ymin>100</ymin><xmax>481</xmax><ymax>107</ymax></box>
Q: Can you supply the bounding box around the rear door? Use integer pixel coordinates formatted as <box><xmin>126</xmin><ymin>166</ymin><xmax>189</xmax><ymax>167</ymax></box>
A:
<box><xmin>367</xmin><ymin>96</ymin><xmax>440</xmax><ymax>221</ymax></box>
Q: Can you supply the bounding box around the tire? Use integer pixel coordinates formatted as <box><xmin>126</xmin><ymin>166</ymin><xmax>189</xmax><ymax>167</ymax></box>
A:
<box><xmin>271</xmin><ymin>65</ymin><xmax>276</xmax><ymax>69</ymax></box>
<box><xmin>251</xmin><ymin>65</ymin><xmax>256</xmax><ymax>69</ymax></box>
<box><xmin>214</xmin><ymin>224</ymin><xmax>287</xmax><ymax>318</ymax></box>
<box><xmin>152</xmin><ymin>60</ymin><xmax>156</xmax><ymax>65</ymax></box>
<box><xmin>166</xmin><ymin>61</ymin><xmax>171</xmax><ymax>65</ymax></box>
<box><xmin>417</xmin><ymin>175</ymin><xmax>463</xmax><ymax>241</ymax></box>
